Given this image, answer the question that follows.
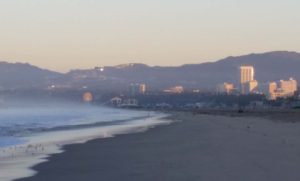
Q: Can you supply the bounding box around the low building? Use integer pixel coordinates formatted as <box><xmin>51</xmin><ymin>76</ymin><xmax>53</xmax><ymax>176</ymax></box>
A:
<box><xmin>110</xmin><ymin>97</ymin><xmax>122</xmax><ymax>107</ymax></box>
<box><xmin>164</xmin><ymin>86</ymin><xmax>184</xmax><ymax>94</ymax></box>
<box><xmin>244</xmin><ymin>80</ymin><xmax>258</xmax><ymax>94</ymax></box>
<box><xmin>259</xmin><ymin>82</ymin><xmax>277</xmax><ymax>100</ymax></box>
<box><xmin>217</xmin><ymin>82</ymin><xmax>234</xmax><ymax>94</ymax></box>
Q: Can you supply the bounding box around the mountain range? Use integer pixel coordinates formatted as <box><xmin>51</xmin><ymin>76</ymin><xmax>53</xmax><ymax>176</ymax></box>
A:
<box><xmin>1</xmin><ymin>51</ymin><xmax>300</xmax><ymax>91</ymax></box>
<box><xmin>0</xmin><ymin>62</ymin><xmax>62</xmax><ymax>89</ymax></box>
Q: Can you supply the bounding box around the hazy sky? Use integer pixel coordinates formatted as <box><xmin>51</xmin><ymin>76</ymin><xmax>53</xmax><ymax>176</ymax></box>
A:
<box><xmin>0</xmin><ymin>0</ymin><xmax>300</xmax><ymax>72</ymax></box>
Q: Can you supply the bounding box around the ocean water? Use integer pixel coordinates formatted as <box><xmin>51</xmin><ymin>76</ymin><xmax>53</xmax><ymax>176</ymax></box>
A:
<box><xmin>0</xmin><ymin>104</ymin><xmax>149</xmax><ymax>148</ymax></box>
<box><xmin>0</xmin><ymin>103</ymin><xmax>170</xmax><ymax>181</ymax></box>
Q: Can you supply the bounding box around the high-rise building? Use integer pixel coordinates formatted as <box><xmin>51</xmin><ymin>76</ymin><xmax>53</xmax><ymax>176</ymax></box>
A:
<box><xmin>240</xmin><ymin>66</ymin><xmax>254</xmax><ymax>83</ymax></box>
<box><xmin>240</xmin><ymin>66</ymin><xmax>256</xmax><ymax>94</ymax></box>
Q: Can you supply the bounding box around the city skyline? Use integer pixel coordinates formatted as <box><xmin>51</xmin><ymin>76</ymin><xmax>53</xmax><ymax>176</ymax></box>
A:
<box><xmin>1</xmin><ymin>0</ymin><xmax>300</xmax><ymax>72</ymax></box>
<box><xmin>2</xmin><ymin>1</ymin><xmax>300</xmax><ymax>180</ymax></box>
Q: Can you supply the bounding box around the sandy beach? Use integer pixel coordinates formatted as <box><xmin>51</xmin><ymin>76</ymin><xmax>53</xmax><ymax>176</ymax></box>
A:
<box><xmin>15</xmin><ymin>111</ymin><xmax>300</xmax><ymax>181</ymax></box>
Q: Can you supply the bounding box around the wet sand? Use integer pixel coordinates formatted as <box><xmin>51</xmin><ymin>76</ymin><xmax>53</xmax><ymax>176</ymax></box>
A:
<box><xmin>16</xmin><ymin>112</ymin><xmax>300</xmax><ymax>181</ymax></box>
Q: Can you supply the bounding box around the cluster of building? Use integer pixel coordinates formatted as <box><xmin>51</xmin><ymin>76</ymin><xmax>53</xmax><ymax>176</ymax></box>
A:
<box><xmin>110</xmin><ymin>97</ymin><xmax>139</xmax><ymax>108</ymax></box>
<box><xmin>108</xmin><ymin>83</ymin><xmax>146</xmax><ymax>107</ymax></box>
<box><xmin>129</xmin><ymin>83</ymin><xmax>186</xmax><ymax>95</ymax></box>
<box><xmin>129</xmin><ymin>83</ymin><xmax>146</xmax><ymax>96</ymax></box>
<box><xmin>260</xmin><ymin>78</ymin><xmax>298</xmax><ymax>100</ymax></box>
<box><xmin>106</xmin><ymin>65</ymin><xmax>298</xmax><ymax>109</ymax></box>
<box><xmin>127</xmin><ymin>66</ymin><xmax>298</xmax><ymax>101</ymax></box>
<box><xmin>218</xmin><ymin>66</ymin><xmax>298</xmax><ymax>100</ymax></box>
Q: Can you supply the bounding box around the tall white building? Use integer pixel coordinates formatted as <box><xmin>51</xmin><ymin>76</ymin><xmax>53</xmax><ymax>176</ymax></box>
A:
<box><xmin>240</xmin><ymin>66</ymin><xmax>256</xmax><ymax>94</ymax></box>
<box><xmin>240</xmin><ymin>66</ymin><xmax>254</xmax><ymax>83</ymax></box>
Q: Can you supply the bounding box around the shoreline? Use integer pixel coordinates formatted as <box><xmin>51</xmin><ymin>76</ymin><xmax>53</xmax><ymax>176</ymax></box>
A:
<box><xmin>0</xmin><ymin>113</ymin><xmax>171</xmax><ymax>181</ymax></box>
<box><xmin>14</xmin><ymin>111</ymin><xmax>300</xmax><ymax>181</ymax></box>
<box><xmin>163</xmin><ymin>108</ymin><xmax>300</xmax><ymax>123</ymax></box>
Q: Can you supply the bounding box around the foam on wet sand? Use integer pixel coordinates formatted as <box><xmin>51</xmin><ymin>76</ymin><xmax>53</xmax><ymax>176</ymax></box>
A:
<box><xmin>0</xmin><ymin>114</ymin><xmax>171</xmax><ymax>181</ymax></box>
<box><xmin>16</xmin><ymin>112</ymin><xmax>300</xmax><ymax>181</ymax></box>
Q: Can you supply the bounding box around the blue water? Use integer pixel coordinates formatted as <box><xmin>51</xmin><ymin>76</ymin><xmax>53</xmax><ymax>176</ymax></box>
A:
<box><xmin>0</xmin><ymin>104</ymin><xmax>147</xmax><ymax>148</ymax></box>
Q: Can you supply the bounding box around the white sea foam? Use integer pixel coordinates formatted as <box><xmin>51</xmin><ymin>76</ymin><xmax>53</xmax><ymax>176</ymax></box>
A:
<box><xmin>0</xmin><ymin>113</ymin><xmax>171</xmax><ymax>181</ymax></box>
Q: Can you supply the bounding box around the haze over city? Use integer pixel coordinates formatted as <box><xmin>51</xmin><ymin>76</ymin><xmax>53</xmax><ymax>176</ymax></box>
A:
<box><xmin>1</xmin><ymin>0</ymin><xmax>300</xmax><ymax>72</ymax></box>
<box><xmin>2</xmin><ymin>1</ymin><xmax>300</xmax><ymax>181</ymax></box>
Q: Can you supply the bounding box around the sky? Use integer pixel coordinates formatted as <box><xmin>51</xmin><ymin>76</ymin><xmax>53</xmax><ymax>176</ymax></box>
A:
<box><xmin>0</xmin><ymin>0</ymin><xmax>300</xmax><ymax>72</ymax></box>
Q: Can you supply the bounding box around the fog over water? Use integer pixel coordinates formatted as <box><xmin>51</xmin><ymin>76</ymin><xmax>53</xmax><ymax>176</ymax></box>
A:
<box><xmin>0</xmin><ymin>100</ymin><xmax>169</xmax><ymax>181</ymax></box>
<box><xmin>0</xmin><ymin>101</ymin><xmax>148</xmax><ymax>148</ymax></box>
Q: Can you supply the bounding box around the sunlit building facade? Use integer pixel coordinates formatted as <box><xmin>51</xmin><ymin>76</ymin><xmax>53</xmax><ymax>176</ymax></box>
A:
<box><xmin>244</xmin><ymin>80</ymin><xmax>258</xmax><ymax>94</ymax></box>
<box><xmin>240</xmin><ymin>66</ymin><xmax>257</xmax><ymax>94</ymax></box>
<box><xmin>217</xmin><ymin>82</ymin><xmax>235</xmax><ymax>94</ymax></box>
<box><xmin>164</xmin><ymin>86</ymin><xmax>184</xmax><ymax>94</ymax></box>
<box><xmin>259</xmin><ymin>79</ymin><xmax>297</xmax><ymax>100</ymax></box>
<box><xmin>258</xmin><ymin>82</ymin><xmax>277</xmax><ymax>100</ymax></box>
<box><xmin>240</xmin><ymin>66</ymin><xmax>254</xmax><ymax>84</ymax></box>
<box><xmin>276</xmin><ymin>78</ymin><xmax>298</xmax><ymax>98</ymax></box>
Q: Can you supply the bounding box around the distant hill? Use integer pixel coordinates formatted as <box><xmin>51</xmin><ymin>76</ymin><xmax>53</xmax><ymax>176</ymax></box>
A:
<box><xmin>1</xmin><ymin>51</ymin><xmax>300</xmax><ymax>90</ymax></box>
<box><xmin>0</xmin><ymin>62</ymin><xmax>62</xmax><ymax>89</ymax></box>
<box><xmin>65</xmin><ymin>51</ymin><xmax>300</xmax><ymax>90</ymax></box>
<box><xmin>215</xmin><ymin>51</ymin><xmax>300</xmax><ymax>84</ymax></box>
